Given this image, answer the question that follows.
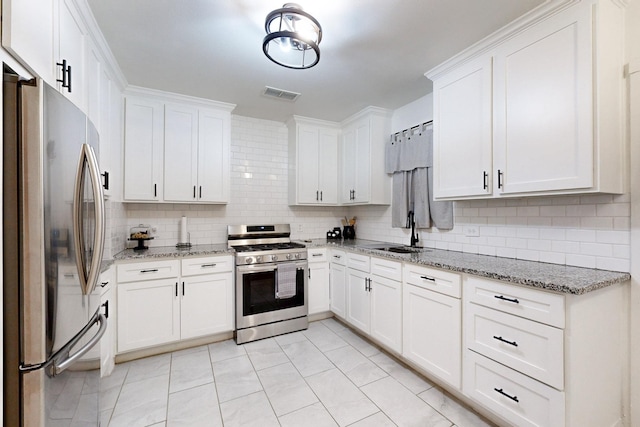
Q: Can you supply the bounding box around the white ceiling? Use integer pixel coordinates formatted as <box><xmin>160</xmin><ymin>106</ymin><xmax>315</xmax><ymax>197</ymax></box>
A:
<box><xmin>87</xmin><ymin>0</ymin><xmax>545</xmax><ymax>123</ymax></box>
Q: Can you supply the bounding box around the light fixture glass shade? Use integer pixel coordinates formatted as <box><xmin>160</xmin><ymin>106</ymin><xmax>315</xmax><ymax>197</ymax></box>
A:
<box><xmin>263</xmin><ymin>3</ymin><xmax>322</xmax><ymax>69</ymax></box>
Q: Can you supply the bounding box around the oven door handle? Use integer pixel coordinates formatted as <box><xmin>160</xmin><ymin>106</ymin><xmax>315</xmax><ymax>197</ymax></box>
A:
<box><xmin>236</xmin><ymin>263</ymin><xmax>279</xmax><ymax>274</ymax></box>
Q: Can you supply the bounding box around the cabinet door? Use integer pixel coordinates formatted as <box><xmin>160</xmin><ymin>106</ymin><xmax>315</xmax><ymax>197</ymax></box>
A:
<box><xmin>318</xmin><ymin>128</ymin><xmax>339</xmax><ymax>204</ymax></box>
<box><xmin>117</xmin><ymin>278</ymin><xmax>180</xmax><ymax>352</ymax></box>
<box><xmin>123</xmin><ymin>97</ymin><xmax>164</xmax><ymax>201</ymax></box>
<box><xmin>346</xmin><ymin>268</ymin><xmax>370</xmax><ymax>334</ymax></box>
<box><xmin>2</xmin><ymin>0</ymin><xmax>55</xmax><ymax>83</ymax></box>
<box><xmin>57</xmin><ymin>0</ymin><xmax>86</xmax><ymax>110</ymax></box>
<box><xmin>297</xmin><ymin>126</ymin><xmax>321</xmax><ymax>204</ymax></box>
<box><xmin>341</xmin><ymin>127</ymin><xmax>356</xmax><ymax>203</ymax></box>
<box><xmin>493</xmin><ymin>5</ymin><xmax>592</xmax><ymax>194</ymax></box>
<box><xmin>100</xmin><ymin>285</ymin><xmax>115</xmax><ymax>377</ymax></box>
<box><xmin>164</xmin><ymin>104</ymin><xmax>198</xmax><ymax>202</ymax></box>
<box><xmin>197</xmin><ymin>108</ymin><xmax>230</xmax><ymax>203</ymax></box>
<box><xmin>342</xmin><ymin>121</ymin><xmax>371</xmax><ymax>204</ymax></box>
<box><xmin>403</xmin><ymin>283</ymin><xmax>461</xmax><ymax>388</ymax></box>
<box><xmin>330</xmin><ymin>262</ymin><xmax>347</xmax><ymax>319</ymax></box>
<box><xmin>353</xmin><ymin>120</ymin><xmax>371</xmax><ymax>203</ymax></box>
<box><xmin>370</xmin><ymin>275</ymin><xmax>402</xmax><ymax>353</ymax></box>
<box><xmin>309</xmin><ymin>262</ymin><xmax>330</xmax><ymax>315</ymax></box>
<box><xmin>432</xmin><ymin>56</ymin><xmax>493</xmax><ymax>199</ymax></box>
<box><xmin>181</xmin><ymin>272</ymin><xmax>234</xmax><ymax>339</ymax></box>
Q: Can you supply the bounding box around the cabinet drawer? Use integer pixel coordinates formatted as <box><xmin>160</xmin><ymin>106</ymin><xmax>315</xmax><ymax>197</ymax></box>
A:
<box><xmin>404</xmin><ymin>263</ymin><xmax>461</xmax><ymax>298</ymax></box>
<box><xmin>464</xmin><ymin>351</ymin><xmax>565</xmax><ymax>427</ymax></box>
<box><xmin>181</xmin><ymin>256</ymin><xmax>233</xmax><ymax>276</ymax></box>
<box><xmin>330</xmin><ymin>249</ymin><xmax>346</xmax><ymax>265</ymax></box>
<box><xmin>308</xmin><ymin>248</ymin><xmax>328</xmax><ymax>263</ymax></box>
<box><xmin>465</xmin><ymin>276</ymin><xmax>565</xmax><ymax>328</ymax></box>
<box><xmin>370</xmin><ymin>256</ymin><xmax>402</xmax><ymax>281</ymax></box>
<box><xmin>466</xmin><ymin>303</ymin><xmax>564</xmax><ymax>389</ymax></box>
<box><xmin>117</xmin><ymin>260</ymin><xmax>180</xmax><ymax>283</ymax></box>
<box><xmin>346</xmin><ymin>252</ymin><xmax>370</xmax><ymax>272</ymax></box>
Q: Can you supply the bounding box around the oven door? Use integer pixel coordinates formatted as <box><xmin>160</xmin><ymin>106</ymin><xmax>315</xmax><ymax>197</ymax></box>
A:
<box><xmin>236</xmin><ymin>261</ymin><xmax>308</xmax><ymax>329</ymax></box>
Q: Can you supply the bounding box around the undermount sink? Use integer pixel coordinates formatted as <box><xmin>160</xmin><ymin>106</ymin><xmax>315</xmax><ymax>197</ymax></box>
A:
<box><xmin>371</xmin><ymin>245</ymin><xmax>428</xmax><ymax>254</ymax></box>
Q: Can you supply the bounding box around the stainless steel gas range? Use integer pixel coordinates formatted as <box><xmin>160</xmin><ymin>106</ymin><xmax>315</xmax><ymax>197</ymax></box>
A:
<box><xmin>228</xmin><ymin>224</ymin><xmax>308</xmax><ymax>344</ymax></box>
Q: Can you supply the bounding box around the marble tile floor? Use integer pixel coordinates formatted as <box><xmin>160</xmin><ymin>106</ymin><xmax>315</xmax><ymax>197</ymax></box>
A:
<box><xmin>101</xmin><ymin>318</ymin><xmax>496</xmax><ymax>427</ymax></box>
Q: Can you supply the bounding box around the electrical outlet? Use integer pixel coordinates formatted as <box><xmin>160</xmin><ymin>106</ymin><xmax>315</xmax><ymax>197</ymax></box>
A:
<box><xmin>464</xmin><ymin>225</ymin><xmax>480</xmax><ymax>237</ymax></box>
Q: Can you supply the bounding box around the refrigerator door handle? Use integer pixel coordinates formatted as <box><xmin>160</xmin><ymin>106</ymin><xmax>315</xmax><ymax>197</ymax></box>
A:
<box><xmin>72</xmin><ymin>143</ymin><xmax>105</xmax><ymax>296</ymax></box>
<box><xmin>19</xmin><ymin>306</ymin><xmax>107</xmax><ymax>375</ymax></box>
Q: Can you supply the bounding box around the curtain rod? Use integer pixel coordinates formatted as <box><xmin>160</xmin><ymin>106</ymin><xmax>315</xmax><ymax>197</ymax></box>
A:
<box><xmin>393</xmin><ymin>120</ymin><xmax>433</xmax><ymax>137</ymax></box>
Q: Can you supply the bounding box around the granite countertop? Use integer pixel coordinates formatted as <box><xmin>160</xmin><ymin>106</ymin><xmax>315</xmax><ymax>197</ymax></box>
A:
<box><xmin>301</xmin><ymin>238</ymin><xmax>631</xmax><ymax>295</ymax></box>
<box><xmin>111</xmin><ymin>239</ymin><xmax>630</xmax><ymax>295</ymax></box>
<box><xmin>113</xmin><ymin>243</ymin><xmax>233</xmax><ymax>261</ymax></box>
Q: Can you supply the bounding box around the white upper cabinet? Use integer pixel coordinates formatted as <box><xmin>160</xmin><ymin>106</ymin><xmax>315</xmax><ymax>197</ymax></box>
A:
<box><xmin>123</xmin><ymin>95</ymin><xmax>164</xmax><ymax>201</ymax></box>
<box><xmin>432</xmin><ymin>57</ymin><xmax>493</xmax><ymax>199</ymax></box>
<box><xmin>164</xmin><ymin>104</ymin><xmax>199</xmax><ymax>202</ymax></box>
<box><xmin>288</xmin><ymin>116</ymin><xmax>340</xmax><ymax>205</ymax></box>
<box><xmin>57</xmin><ymin>0</ymin><xmax>86</xmax><ymax>110</ymax></box>
<box><xmin>197</xmin><ymin>108</ymin><xmax>230</xmax><ymax>203</ymax></box>
<box><xmin>2</xmin><ymin>0</ymin><xmax>56</xmax><ymax>83</ymax></box>
<box><xmin>123</xmin><ymin>87</ymin><xmax>234</xmax><ymax>203</ymax></box>
<box><xmin>340</xmin><ymin>107</ymin><xmax>392</xmax><ymax>205</ymax></box>
<box><xmin>428</xmin><ymin>0</ymin><xmax>627</xmax><ymax>200</ymax></box>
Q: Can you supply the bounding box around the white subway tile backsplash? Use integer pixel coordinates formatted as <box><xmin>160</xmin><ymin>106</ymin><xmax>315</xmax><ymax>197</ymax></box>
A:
<box><xmin>106</xmin><ymin>114</ymin><xmax>631</xmax><ymax>273</ymax></box>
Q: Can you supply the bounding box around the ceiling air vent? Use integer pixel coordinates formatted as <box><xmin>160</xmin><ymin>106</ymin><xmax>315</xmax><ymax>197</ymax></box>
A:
<box><xmin>262</xmin><ymin>86</ymin><xmax>301</xmax><ymax>102</ymax></box>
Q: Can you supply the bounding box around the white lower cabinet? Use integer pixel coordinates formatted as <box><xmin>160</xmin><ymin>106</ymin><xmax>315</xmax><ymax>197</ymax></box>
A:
<box><xmin>463</xmin><ymin>275</ymin><xmax>626</xmax><ymax>427</ymax></box>
<box><xmin>402</xmin><ymin>264</ymin><xmax>461</xmax><ymax>389</ymax></box>
<box><xmin>329</xmin><ymin>250</ymin><xmax>347</xmax><ymax>319</ymax></box>
<box><xmin>345</xmin><ymin>253</ymin><xmax>402</xmax><ymax>353</ymax></box>
<box><xmin>308</xmin><ymin>248</ymin><xmax>330</xmax><ymax>315</ymax></box>
<box><xmin>99</xmin><ymin>266</ymin><xmax>116</xmax><ymax>377</ymax></box>
<box><xmin>116</xmin><ymin>255</ymin><xmax>233</xmax><ymax>353</ymax></box>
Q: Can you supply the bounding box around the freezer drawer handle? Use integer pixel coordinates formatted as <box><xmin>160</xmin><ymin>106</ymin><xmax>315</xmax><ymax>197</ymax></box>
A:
<box><xmin>494</xmin><ymin>387</ymin><xmax>519</xmax><ymax>403</ymax></box>
<box><xmin>494</xmin><ymin>295</ymin><xmax>519</xmax><ymax>304</ymax></box>
<box><xmin>493</xmin><ymin>335</ymin><xmax>518</xmax><ymax>347</ymax></box>
<box><xmin>19</xmin><ymin>306</ymin><xmax>107</xmax><ymax>375</ymax></box>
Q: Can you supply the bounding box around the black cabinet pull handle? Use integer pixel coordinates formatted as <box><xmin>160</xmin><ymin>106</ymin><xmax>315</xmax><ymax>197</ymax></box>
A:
<box><xmin>316</xmin><ymin>190</ymin><xmax>319</xmax><ymax>201</ymax></box>
<box><xmin>101</xmin><ymin>171</ymin><xmax>110</xmax><ymax>190</ymax></box>
<box><xmin>182</xmin><ymin>281</ymin><xmax>185</xmax><ymax>296</ymax></box>
<box><xmin>154</xmin><ymin>183</ymin><xmax>157</xmax><ymax>197</ymax></box>
<box><xmin>100</xmin><ymin>281</ymin><xmax>109</xmax><ymax>288</ymax></box>
<box><xmin>497</xmin><ymin>169</ymin><xmax>503</xmax><ymax>189</ymax></box>
<box><xmin>66</xmin><ymin>65</ymin><xmax>72</xmax><ymax>93</ymax></box>
<box><xmin>420</xmin><ymin>275</ymin><xmax>436</xmax><ymax>282</ymax></box>
<box><xmin>140</xmin><ymin>269</ymin><xmax>158</xmax><ymax>273</ymax></box>
<box><xmin>494</xmin><ymin>295</ymin><xmax>520</xmax><ymax>304</ymax></box>
<box><xmin>56</xmin><ymin>59</ymin><xmax>68</xmax><ymax>88</ymax></box>
<box><xmin>309</xmin><ymin>269</ymin><xmax>311</xmax><ymax>279</ymax></box>
<box><xmin>493</xmin><ymin>336</ymin><xmax>518</xmax><ymax>347</ymax></box>
<box><xmin>483</xmin><ymin>171</ymin><xmax>488</xmax><ymax>190</ymax></box>
<box><xmin>320</xmin><ymin>191</ymin><xmax>323</xmax><ymax>201</ymax></box>
<box><xmin>193</xmin><ymin>186</ymin><xmax>196</xmax><ymax>198</ymax></box>
<box><xmin>102</xmin><ymin>300</ymin><xmax>109</xmax><ymax>319</ymax></box>
<box><xmin>199</xmin><ymin>186</ymin><xmax>202</xmax><ymax>198</ymax></box>
<box><xmin>175</xmin><ymin>282</ymin><xmax>178</xmax><ymax>297</ymax></box>
<box><xmin>201</xmin><ymin>263</ymin><xmax>217</xmax><ymax>268</ymax></box>
<box><xmin>494</xmin><ymin>388</ymin><xmax>519</xmax><ymax>403</ymax></box>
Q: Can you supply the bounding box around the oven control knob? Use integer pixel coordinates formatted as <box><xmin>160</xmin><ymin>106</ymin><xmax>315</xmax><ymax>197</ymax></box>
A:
<box><xmin>256</xmin><ymin>256</ymin><xmax>262</xmax><ymax>263</ymax></box>
<box><xmin>286</xmin><ymin>253</ymin><xmax>292</xmax><ymax>260</ymax></box>
<box><xmin>294</xmin><ymin>253</ymin><xmax>301</xmax><ymax>259</ymax></box>
<box><xmin>245</xmin><ymin>257</ymin><xmax>254</xmax><ymax>264</ymax></box>
<box><xmin>271</xmin><ymin>255</ymin><xmax>278</xmax><ymax>262</ymax></box>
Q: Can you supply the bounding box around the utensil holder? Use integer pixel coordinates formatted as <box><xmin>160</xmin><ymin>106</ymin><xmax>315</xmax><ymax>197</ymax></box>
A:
<box><xmin>343</xmin><ymin>225</ymin><xmax>355</xmax><ymax>240</ymax></box>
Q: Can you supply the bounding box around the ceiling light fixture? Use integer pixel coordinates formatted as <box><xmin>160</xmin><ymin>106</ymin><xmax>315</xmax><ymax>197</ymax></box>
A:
<box><xmin>262</xmin><ymin>3</ymin><xmax>322</xmax><ymax>70</ymax></box>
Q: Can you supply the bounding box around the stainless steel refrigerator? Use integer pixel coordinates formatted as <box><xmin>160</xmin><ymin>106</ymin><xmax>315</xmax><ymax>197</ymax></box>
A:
<box><xmin>3</xmin><ymin>71</ymin><xmax>107</xmax><ymax>425</ymax></box>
